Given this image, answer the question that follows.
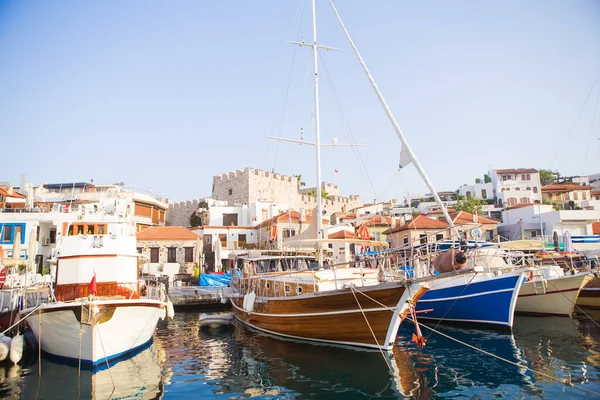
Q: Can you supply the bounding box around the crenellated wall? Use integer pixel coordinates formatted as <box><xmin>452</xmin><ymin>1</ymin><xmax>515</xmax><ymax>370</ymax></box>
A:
<box><xmin>166</xmin><ymin>168</ymin><xmax>362</xmax><ymax>227</ymax></box>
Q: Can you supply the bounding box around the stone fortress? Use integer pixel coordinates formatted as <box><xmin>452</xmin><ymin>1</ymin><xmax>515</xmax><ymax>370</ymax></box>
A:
<box><xmin>167</xmin><ymin>167</ymin><xmax>362</xmax><ymax>226</ymax></box>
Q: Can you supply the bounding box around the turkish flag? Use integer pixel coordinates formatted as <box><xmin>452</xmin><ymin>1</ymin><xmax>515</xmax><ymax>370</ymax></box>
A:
<box><xmin>89</xmin><ymin>272</ymin><xmax>97</xmax><ymax>295</ymax></box>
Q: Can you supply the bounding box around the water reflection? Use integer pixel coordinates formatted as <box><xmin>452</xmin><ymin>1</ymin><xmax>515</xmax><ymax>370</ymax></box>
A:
<box><xmin>513</xmin><ymin>314</ymin><xmax>600</xmax><ymax>387</ymax></box>
<box><xmin>13</xmin><ymin>342</ymin><xmax>164</xmax><ymax>400</ymax></box>
<box><xmin>232</xmin><ymin>324</ymin><xmax>428</xmax><ymax>399</ymax></box>
<box><xmin>397</xmin><ymin>323</ymin><xmax>540</xmax><ymax>398</ymax></box>
<box><xmin>0</xmin><ymin>311</ymin><xmax>597</xmax><ymax>399</ymax></box>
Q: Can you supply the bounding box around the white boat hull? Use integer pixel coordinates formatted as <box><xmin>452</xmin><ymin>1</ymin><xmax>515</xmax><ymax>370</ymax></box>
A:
<box><xmin>23</xmin><ymin>299</ymin><xmax>166</xmax><ymax>366</ymax></box>
<box><xmin>516</xmin><ymin>272</ymin><xmax>593</xmax><ymax>316</ymax></box>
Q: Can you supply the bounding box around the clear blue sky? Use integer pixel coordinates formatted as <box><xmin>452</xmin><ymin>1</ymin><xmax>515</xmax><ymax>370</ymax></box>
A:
<box><xmin>1</xmin><ymin>0</ymin><xmax>599</xmax><ymax>203</ymax></box>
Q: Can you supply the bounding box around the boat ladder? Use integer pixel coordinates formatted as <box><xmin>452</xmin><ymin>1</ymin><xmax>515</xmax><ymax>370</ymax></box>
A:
<box><xmin>533</xmin><ymin>277</ymin><xmax>547</xmax><ymax>295</ymax></box>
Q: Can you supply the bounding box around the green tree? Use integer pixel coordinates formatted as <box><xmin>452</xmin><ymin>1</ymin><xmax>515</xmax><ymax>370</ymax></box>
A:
<box><xmin>539</xmin><ymin>169</ymin><xmax>555</xmax><ymax>186</ymax></box>
<box><xmin>475</xmin><ymin>178</ymin><xmax>481</xmax><ymax>184</ymax></box>
<box><xmin>454</xmin><ymin>195</ymin><xmax>486</xmax><ymax>214</ymax></box>
<box><xmin>293</xmin><ymin>174</ymin><xmax>306</xmax><ymax>191</ymax></box>
<box><xmin>484</xmin><ymin>174</ymin><xmax>491</xmax><ymax>183</ymax></box>
<box><xmin>304</xmin><ymin>187</ymin><xmax>330</xmax><ymax>199</ymax></box>
<box><xmin>189</xmin><ymin>212</ymin><xmax>202</xmax><ymax>227</ymax></box>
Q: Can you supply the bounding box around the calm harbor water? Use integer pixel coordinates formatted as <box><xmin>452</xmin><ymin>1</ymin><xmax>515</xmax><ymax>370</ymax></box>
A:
<box><xmin>0</xmin><ymin>309</ymin><xmax>599</xmax><ymax>399</ymax></box>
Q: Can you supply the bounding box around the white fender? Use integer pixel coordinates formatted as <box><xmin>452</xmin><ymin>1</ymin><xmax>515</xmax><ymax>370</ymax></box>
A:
<box><xmin>243</xmin><ymin>291</ymin><xmax>256</xmax><ymax>313</ymax></box>
<box><xmin>9</xmin><ymin>333</ymin><xmax>23</xmax><ymax>365</ymax></box>
<box><xmin>167</xmin><ymin>300</ymin><xmax>175</xmax><ymax>319</ymax></box>
<box><xmin>0</xmin><ymin>335</ymin><xmax>11</xmax><ymax>361</ymax></box>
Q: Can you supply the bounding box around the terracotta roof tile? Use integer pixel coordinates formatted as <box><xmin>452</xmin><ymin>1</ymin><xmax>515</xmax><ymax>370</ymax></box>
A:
<box><xmin>329</xmin><ymin>230</ymin><xmax>359</xmax><ymax>239</ymax></box>
<box><xmin>541</xmin><ymin>184</ymin><xmax>591</xmax><ymax>193</ymax></box>
<box><xmin>428</xmin><ymin>208</ymin><xmax>456</xmax><ymax>214</ymax></box>
<box><xmin>136</xmin><ymin>226</ymin><xmax>201</xmax><ymax>240</ymax></box>
<box><xmin>450</xmin><ymin>211</ymin><xmax>498</xmax><ymax>225</ymax></box>
<box><xmin>0</xmin><ymin>187</ymin><xmax>25</xmax><ymax>199</ymax></box>
<box><xmin>356</xmin><ymin>215</ymin><xmax>396</xmax><ymax>227</ymax></box>
<box><xmin>495</xmin><ymin>168</ymin><xmax>538</xmax><ymax>174</ymax></box>
<box><xmin>382</xmin><ymin>215</ymin><xmax>449</xmax><ymax>234</ymax></box>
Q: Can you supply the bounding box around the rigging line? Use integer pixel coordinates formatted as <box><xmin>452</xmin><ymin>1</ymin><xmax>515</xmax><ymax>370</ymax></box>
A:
<box><xmin>349</xmin><ymin>285</ymin><xmax>395</xmax><ymax>374</ymax></box>
<box><xmin>550</xmin><ymin>68</ymin><xmax>600</xmax><ymax>170</ymax></box>
<box><xmin>543</xmin><ymin>274</ymin><xmax>600</xmax><ymax>330</ymax></box>
<box><xmin>288</xmin><ymin>50</ymin><xmax>315</xmax><ymax>176</ymax></box>
<box><xmin>582</xmin><ymin>83</ymin><xmax>600</xmax><ymax>176</ymax></box>
<box><xmin>317</xmin><ymin>52</ymin><xmax>379</xmax><ymax>200</ymax></box>
<box><xmin>406</xmin><ymin>316</ymin><xmax>600</xmax><ymax>398</ymax></box>
<box><xmin>267</xmin><ymin>0</ymin><xmax>307</xmax><ymax>173</ymax></box>
<box><xmin>96</xmin><ymin>315</ymin><xmax>116</xmax><ymax>392</ymax></box>
<box><xmin>380</xmin><ymin>170</ymin><xmax>402</xmax><ymax>202</ymax></box>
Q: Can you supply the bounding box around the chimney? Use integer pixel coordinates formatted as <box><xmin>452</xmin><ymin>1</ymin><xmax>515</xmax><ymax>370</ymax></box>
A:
<box><xmin>473</xmin><ymin>210</ymin><xmax>478</xmax><ymax>223</ymax></box>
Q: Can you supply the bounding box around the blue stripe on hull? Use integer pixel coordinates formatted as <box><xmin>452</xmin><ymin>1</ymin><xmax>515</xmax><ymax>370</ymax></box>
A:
<box><xmin>416</xmin><ymin>275</ymin><xmax>523</xmax><ymax>327</ymax></box>
<box><xmin>40</xmin><ymin>337</ymin><xmax>154</xmax><ymax>370</ymax></box>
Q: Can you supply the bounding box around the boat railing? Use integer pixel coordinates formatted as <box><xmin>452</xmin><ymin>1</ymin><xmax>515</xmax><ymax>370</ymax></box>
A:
<box><xmin>142</xmin><ymin>279</ymin><xmax>168</xmax><ymax>302</ymax></box>
<box><xmin>232</xmin><ymin>251</ymin><xmax>415</xmax><ymax>296</ymax></box>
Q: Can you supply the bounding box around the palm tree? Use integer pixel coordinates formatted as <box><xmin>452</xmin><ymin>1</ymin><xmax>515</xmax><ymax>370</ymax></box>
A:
<box><xmin>293</xmin><ymin>174</ymin><xmax>306</xmax><ymax>191</ymax></box>
<box><xmin>305</xmin><ymin>188</ymin><xmax>317</xmax><ymax>197</ymax></box>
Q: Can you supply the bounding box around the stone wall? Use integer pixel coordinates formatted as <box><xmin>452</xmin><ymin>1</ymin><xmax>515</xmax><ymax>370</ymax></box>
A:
<box><xmin>212</xmin><ymin>167</ymin><xmax>361</xmax><ymax>213</ymax></box>
<box><xmin>166</xmin><ymin>199</ymin><xmax>199</xmax><ymax>227</ymax></box>
<box><xmin>137</xmin><ymin>239</ymin><xmax>201</xmax><ymax>274</ymax></box>
<box><xmin>167</xmin><ymin>168</ymin><xmax>363</xmax><ymax>227</ymax></box>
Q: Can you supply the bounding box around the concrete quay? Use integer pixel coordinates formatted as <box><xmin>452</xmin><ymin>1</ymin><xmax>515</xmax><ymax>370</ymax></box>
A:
<box><xmin>168</xmin><ymin>286</ymin><xmax>233</xmax><ymax>310</ymax></box>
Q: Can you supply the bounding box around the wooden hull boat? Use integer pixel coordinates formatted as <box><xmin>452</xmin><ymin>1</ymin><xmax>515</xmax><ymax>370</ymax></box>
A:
<box><xmin>232</xmin><ymin>267</ymin><xmax>427</xmax><ymax>351</ymax></box>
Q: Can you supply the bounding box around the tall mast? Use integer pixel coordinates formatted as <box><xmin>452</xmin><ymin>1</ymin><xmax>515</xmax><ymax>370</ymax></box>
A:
<box><xmin>311</xmin><ymin>0</ymin><xmax>324</xmax><ymax>247</ymax></box>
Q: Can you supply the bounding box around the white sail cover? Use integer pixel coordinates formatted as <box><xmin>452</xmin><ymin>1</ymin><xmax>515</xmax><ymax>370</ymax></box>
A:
<box><xmin>398</xmin><ymin>144</ymin><xmax>412</xmax><ymax>170</ymax></box>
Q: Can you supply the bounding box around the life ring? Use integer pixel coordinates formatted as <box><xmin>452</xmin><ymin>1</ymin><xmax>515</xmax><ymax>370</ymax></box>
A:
<box><xmin>269</xmin><ymin>224</ymin><xmax>278</xmax><ymax>243</ymax></box>
<box><xmin>527</xmin><ymin>270</ymin><xmax>534</xmax><ymax>281</ymax></box>
<box><xmin>357</xmin><ymin>225</ymin><xmax>370</xmax><ymax>240</ymax></box>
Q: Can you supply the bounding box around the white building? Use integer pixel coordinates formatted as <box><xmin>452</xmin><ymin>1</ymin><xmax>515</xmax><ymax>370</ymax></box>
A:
<box><xmin>0</xmin><ymin>182</ymin><xmax>168</xmax><ymax>272</ymax></box>
<box><xmin>498</xmin><ymin>204</ymin><xmax>599</xmax><ymax>246</ymax></box>
<box><xmin>490</xmin><ymin>168</ymin><xmax>542</xmax><ymax>207</ymax></box>
<box><xmin>541</xmin><ymin>184</ymin><xmax>592</xmax><ymax>210</ymax></box>
<box><xmin>458</xmin><ymin>182</ymin><xmax>493</xmax><ymax>201</ymax></box>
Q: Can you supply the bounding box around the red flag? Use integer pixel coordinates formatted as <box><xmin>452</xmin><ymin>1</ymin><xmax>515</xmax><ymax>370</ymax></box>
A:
<box><xmin>89</xmin><ymin>272</ymin><xmax>97</xmax><ymax>295</ymax></box>
<box><xmin>334</xmin><ymin>169</ymin><xmax>339</xmax><ymax>173</ymax></box>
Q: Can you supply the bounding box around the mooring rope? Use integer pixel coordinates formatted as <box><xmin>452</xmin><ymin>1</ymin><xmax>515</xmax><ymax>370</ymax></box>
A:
<box><xmin>96</xmin><ymin>310</ymin><xmax>116</xmax><ymax>393</ymax></box>
<box><xmin>406</xmin><ymin>316</ymin><xmax>600</xmax><ymax>397</ymax></box>
<box><xmin>349</xmin><ymin>286</ymin><xmax>394</xmax><ymax>375</ymax></box>
<box><xmin>542</xmin><ymin>274</ymin><xmax>600</xmax><ymax>329</ymax></box>
<box><xmin>351</xmin><ymin>285</ymin><xmax>600</xmax><ymax>397</ymax></box>
<box><xmin>0</xmin><ymin>303</ymin><xmax>43</xmax><ymax>336</ymax></box>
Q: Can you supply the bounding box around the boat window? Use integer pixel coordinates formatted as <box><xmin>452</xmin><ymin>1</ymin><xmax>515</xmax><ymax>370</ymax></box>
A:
<box><xmin>285</xmin><ymin>285</ymin><xmax>291</xmax><ymax>293</ymax></box>
<box><xmin>296</xmin><ymin>286</ymin><xmax>303</xmax><ymax>294</ymax></box>
<box><xmin>2</xmin><ymin>225</ymin><xmax>12</xmax><ymax>242</ymax></box>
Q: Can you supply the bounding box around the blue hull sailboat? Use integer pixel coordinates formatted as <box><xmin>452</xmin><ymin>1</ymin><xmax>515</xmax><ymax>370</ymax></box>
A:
<box><xmin>415</xmin><ymin>269</ymin><xmax>526</xmax><ymax>328</ymax></box>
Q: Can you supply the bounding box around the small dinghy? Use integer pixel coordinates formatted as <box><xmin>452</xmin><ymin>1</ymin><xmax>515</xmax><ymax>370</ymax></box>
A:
<box><xmin>198</xmin><ymin>313</ymin><xmax>234</xmax><ymax>329</ymax></box>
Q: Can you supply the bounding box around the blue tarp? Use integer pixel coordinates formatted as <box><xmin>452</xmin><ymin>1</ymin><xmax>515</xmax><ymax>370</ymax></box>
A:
<box><xmin>199</xmin><ymin>273</ymin><xmax>232</xmax><ymax>287</ymax></box>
